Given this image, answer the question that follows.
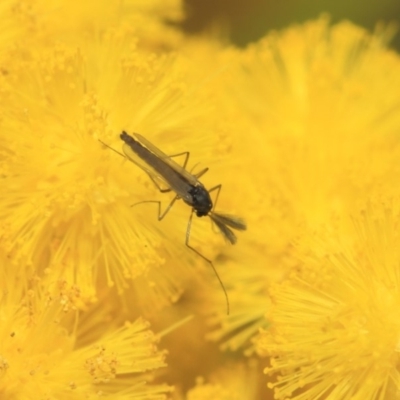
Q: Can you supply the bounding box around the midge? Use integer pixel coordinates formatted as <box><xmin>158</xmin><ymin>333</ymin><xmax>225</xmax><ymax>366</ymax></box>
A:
<box><xmin>100</xmin><ymin>131</ymin><xmax>246</xmax><ymax>314</ymax></box>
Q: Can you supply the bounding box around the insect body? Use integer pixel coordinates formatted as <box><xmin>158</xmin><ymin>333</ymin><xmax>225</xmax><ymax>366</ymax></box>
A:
<box><xmin>103</xmin><ymin>131</ymin><xmax>247</xmax><ymax>314</ymax></box>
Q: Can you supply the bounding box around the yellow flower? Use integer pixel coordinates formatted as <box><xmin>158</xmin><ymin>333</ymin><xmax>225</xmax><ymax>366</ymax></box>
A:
<box><xmin>0</xmin><ymin>1</ymin><xmax>27</xmax><ymax>54</ymax></box>
<box><xmin>257</xmin><ymin>198</ymin><xmax>400</xmax><ymax>399</ymax></box>
<box><xmin>0</xmin><ymin>261</ymin><xmax>171</xmax><ymax>399</ymax></box>
<box><xmin>0</xmin><ymin>24</ymin><xmax>239</xmax><ymax>310</ymax></box>
<box><xmin>204</xmin><ymin>247</ymin><xmax>273</xmax><ymax>354</ymax></box>
<box><xmin>184</xmin><ymin>361</ymin><xmax>261</xmax><ymax>400</ymax></box>
<box><xmin>201</xmin><ymin>16</ymin><xmax>400</xmax><ymax>356</ymax></box>
<box><xmin>221</xmin><ymin>16</ymin><xmax>400</xmax><ymax>231</ymax></box>
<box><xmin>1</xmin><ymin>0</ymin><xmax>183</xmax><ymax>51</ymax></box>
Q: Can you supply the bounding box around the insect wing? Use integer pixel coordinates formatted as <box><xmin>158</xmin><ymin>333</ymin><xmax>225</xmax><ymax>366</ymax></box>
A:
<box><xmin>121</xmin><ymin>140</ymin><xmax>171</xmax><ymax>189</ymax></box>
<box><xmin>133</xmin><ymin>133</ymin><xmax>198</xmax><ymax>186</ymax></box>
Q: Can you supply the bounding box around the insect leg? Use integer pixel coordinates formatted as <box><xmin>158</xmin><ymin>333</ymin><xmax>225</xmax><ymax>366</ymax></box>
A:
<box><xmin>194</xmin><ymin>167</ymin><xmax>209</xmax><ymax>179</ymax></box>
<box><xmin>145</xmin><ymin>172</ymin><xmax>172</xmax><ymax>193</ymax></box>
<box><xmin>166</xmin><ymin>151</ymin><xmax>190</xmax><ymax>170</ymax></box>
<box><xmin>185</xmin><ymin>208</ymin><xmax>230</xmax><ymax>315</ymax></box>
<box><xmin>208</xmin><ymin>184</ymin><xmax>222</xmax><ymax>211</ymax></box>
<box><xmin>132</xmin><ymin>195</ymin><xmax>179</xmax><ymax>220</ymax></box>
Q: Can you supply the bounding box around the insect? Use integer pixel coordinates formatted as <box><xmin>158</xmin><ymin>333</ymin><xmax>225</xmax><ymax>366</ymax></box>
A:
<box><xmin>100</xmin><ymin>131</ymin><xmax>246</xmax><ymax>314</ymax></box>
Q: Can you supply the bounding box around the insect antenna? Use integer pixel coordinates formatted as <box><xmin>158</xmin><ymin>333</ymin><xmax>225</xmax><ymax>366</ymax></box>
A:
<box><xmin>98</xmin><ymin>139</ymin><xmax>126</xmax><ymax>159</ymax></box>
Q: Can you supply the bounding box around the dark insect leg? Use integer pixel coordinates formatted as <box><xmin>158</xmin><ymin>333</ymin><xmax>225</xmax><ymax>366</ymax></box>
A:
<box><xmin>193</xmin><ymin>167</ymin><xmax>209</xmax><ymax>179</ymax></box>
<box><xmin>208</xmin><ymin>184</ymin><xmax>222</xmax><ymax>211</ymax></box>
<box><xmin>145</xmin><ymin>172</ymin><xmax>172</xmax><ymax>193</ymax></box>
<box><xmin>132</xmin><ymin>195</ymin><xmax>179</xmax><ymax>221</ymax></box>
<box><xmin>166</xmin><ymin>151</ymin><xmax>190</xmax><ymax>170</ymax></box>
<box><xmin>185</xmin><ymin>208</ymin><xmax>230</xmax><ymax>315</ymax></box>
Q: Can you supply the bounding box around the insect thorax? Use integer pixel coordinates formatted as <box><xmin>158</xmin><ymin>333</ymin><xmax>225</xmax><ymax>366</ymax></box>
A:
<box><xmin>188</xmin><ymin>185</ymin><xmax>213</xmax><ymax>217</ymax></box>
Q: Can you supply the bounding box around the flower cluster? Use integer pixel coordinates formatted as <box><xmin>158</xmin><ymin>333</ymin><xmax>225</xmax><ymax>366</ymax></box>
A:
<box><xmin>0</xmin><ymin>1</ymin><xmax>399</xmax><ymax>399</ymax></box>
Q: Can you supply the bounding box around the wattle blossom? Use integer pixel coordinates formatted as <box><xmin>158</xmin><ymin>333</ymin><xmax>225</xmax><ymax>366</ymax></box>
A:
<box><xmin>204</xmin><ymin>18</ymin><xmax>400</xmax><ymax>372</ymax></box>
<box><xmin>258</xmin><ymin>199</ymin><xmax>400</xmax><ymax>399</ymax></box>
<box><xmin>184</xmin><ymin>361</ymin><xmax>261</xmax><ymax>400</ymax></box>
<box><xmin>0</xmin><ymin>262</ymin><xmax>171</xmax><ymax>399</ymax></box>
<box><xmin>0</xmin><ymin>25</ymin><xmax>233</xmax><ymax>308</ymax></box>
<box><xmin>1</xmin><ymin>1</ymin><xmax>400</xmax><ymax>398</ymax></box>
